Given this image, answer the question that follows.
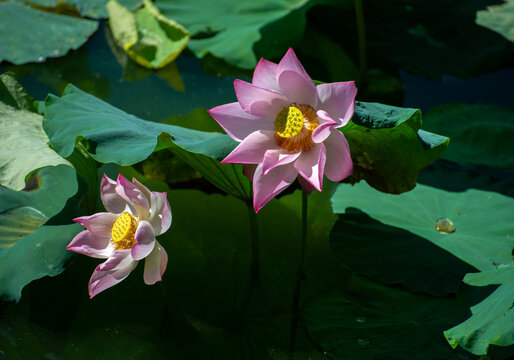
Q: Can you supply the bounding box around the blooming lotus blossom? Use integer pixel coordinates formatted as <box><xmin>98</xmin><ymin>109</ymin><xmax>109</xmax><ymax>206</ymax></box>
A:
<box><xmin>67</xmin><ymin>174</ymin><xmax>171</xmax><ymax>298</ymax></box>
<box><xmin>208</xmin><ymin>48</ymin><xmax>356</xmax><ymax>212</ymax></box>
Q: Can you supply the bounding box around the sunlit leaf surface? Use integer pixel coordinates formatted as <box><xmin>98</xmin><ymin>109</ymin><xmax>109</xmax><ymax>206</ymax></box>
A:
<box><xmin>476</xmin><ymin>0</ymin><xmax>514</xmax><ymax>42</ymax></box>
<box><xmin>445</xmin><ymin>262</ymin><xmax>514</xmax><ymax>355</ymax></box>
<box><xmin>331</xmin><ymin>182</ymin><xmax>514</xmax><ymax>272</ymax></box>
<box><xmin>0</xmin><ymin>74</ymin><xmax>71</xmax><ymax>190</ymax></box>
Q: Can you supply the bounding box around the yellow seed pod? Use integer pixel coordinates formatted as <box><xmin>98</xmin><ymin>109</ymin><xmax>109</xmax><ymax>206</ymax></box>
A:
<box><xmin>274</xmin><ymin>106</ymin><xmax>304</xmax><ymax>138</ymax></box>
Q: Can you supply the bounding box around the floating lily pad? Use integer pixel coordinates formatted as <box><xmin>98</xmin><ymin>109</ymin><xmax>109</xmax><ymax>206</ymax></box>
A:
<box><xmin>423</xmin><ymin>103</ymin><xmax>514</xmax><ymax>169</ymax></box>
<box><xmin>0</xmin><ymin>75</ymin><xmax>71</xmax><ymax>190</ymax></box>
<box><xmin>154</xmin><ymin>0</ymin><xmax>320</xmax><ymax>68</ymax></box>
<box><xmin>329</xmin><ymin>211</ymin><xmax>475</xmax><ymax>296</ymax></box>
<box><xmin>0</xmin><ymin>1</ymin><xmax>98</xmax><ymax>65</ymax></box>
<box><xmin>342</xmin><ymin>102</ymin><xmax>449</xmax><ymax>194</ymax></box>
<box><xmin>476</xmin><ymin>0</ymin><xmax>514</xmax><ymax>42</ymax></box>
<box><xmin>0</xmin><ymin>165</ymin><xmax>79</xmax><ymax>301</ymax></box>
<box><xmin>303</xmin><ymin>277</ymin><xmax>468</xmax><ymax>360</ymax></box>
<box><xmin>331</xmin><ymin>182</ymin><xmax>514</xmax><ymax>272</ymax></box>
<box><xmin>445</xmin><ymin>262</ymin><xmax>514</xmax><ymax>355</ymax></box>
<box><xmin>107</xmin><ymin>0</ymin><xmax>189</xmax><ymax>69</ymax></box>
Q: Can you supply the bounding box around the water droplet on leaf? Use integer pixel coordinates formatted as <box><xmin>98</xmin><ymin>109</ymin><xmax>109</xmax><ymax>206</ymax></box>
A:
<box><xmin>357</xmin><ymin>338</ymin><xmax>370</xmax><ymax>346</ymax></box>
<box><xmin>355</xmin><ymin>317</ymin><xmax>366</xmax><ymax>323</ymax></box>
<box><xmin>435</xmin><ymin>218</ymin><xmax>455</xmax><ymax>233</ymax></box>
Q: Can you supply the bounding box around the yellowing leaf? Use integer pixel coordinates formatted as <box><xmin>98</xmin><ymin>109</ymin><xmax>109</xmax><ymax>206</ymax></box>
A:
<box><xmin>107</xmin><ymin>0</ymin><xmax>189</xmax><ymax>69</ymax></box>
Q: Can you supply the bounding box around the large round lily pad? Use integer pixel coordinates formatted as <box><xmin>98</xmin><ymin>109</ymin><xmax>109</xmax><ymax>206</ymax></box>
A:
<box><xmin>331</xmin><ymin>182</ymin><xmax>514</xmax><ymax>272</ymax></box>
<box><xmin>0</xmin><ymin>1</ymin><xmax>98</xmax><ymax>65</ymax></box>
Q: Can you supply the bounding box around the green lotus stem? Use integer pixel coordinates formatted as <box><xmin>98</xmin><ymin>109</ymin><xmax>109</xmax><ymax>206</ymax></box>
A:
<box><xmin>355</xmin><ymin>0</ymin><xmax>368</xmax><ymax>84</ymax></box>
<box><xmin>288</xmin><ymin>190</ymin><xmax>308</xmax><ymax>357</ymax></box>
<box><xmin>242</xmin><ymin>201</ymin><xmax>260</xmax><ymax>310</ymax></box>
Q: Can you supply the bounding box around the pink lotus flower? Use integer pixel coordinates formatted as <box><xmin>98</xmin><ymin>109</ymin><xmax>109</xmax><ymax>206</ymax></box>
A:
<box><xmin>67</xmin><ymin>174</ymin><xmax>171</xmax><ymax>298</ymax></box>
<box><xmin>208</xmin><ymin>48</ymin><xmax>356</xmax><ymax>212</ymax></box>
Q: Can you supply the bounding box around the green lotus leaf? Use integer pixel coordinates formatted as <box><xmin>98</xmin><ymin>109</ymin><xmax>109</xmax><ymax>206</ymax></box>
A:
<box><xmin>0</xmin><ymin>224</ymin><xmax>82</xmax><ymax>302</ymax></box>
<box><xmin>16</xmin><ymin>0</ymin><xmax>144</xmax><ymax>19</ymax></box>
<box><xmin>303</xmin><ymin>277</ymin><xmax>468</xmax><ymax>359</ymax></box>
<box><xmin>476</xmin><ymin>0</ymin><xmax>514</xmax><ymax>42</ymax></box>
<box><xmin>342</xmin><ymin>102</ymin><xmax>449</xmax><ymax>193</ymax></box>
<box><xmin>153</xmin><ymin>0</ymin><xmax>323</xmax><ymax>68</ymax></box>
<box><xmin>331</xmin><ymin>182</ymin><xmax>514</xmax><ymax>272</ymax></box>
<box><xmin>0</xmin><ymin>75</ymin><xmax>72</xmax><ymax>190</ymax></box>
<box><xmin>329</xmin><ymin>210</ymin><xmax>475</xmax><ymax>296</ymax></box>
<box><xmin>107</xmin><ymin>0</ymin><xmax>189</xmax><ymax>69</ymax></box>
<box><xmin>0</xmin><ymin>165</ymin><xmax>79</xmax><ymax>301</ymax></box>
<box><xmin>423</xmin><ymin>103</ymin><xmax>514</xmax><ymax>169</ymax></box>
<box><xmin>445</xmin><ymin>262</ymin><xmax>514</xmax><ymax>355</ymax></box>
<box><xmin>0</xmin><ymin>72</ymin><xmax>34</xmax><ymax>111</ymax></box>
<box><xmin>0</xmin><ymin>206</ymin><xmax>48</xmax><ymax>250</ymax></box>
<box><xmin>0</xmin><ymin>1</ymin><xmax>98</xmax><ymax>65</ymax></box>
<box><xmin>43</xmin><ymin>84</ymin><xmax>250</xmax><ymax>199</ymax></box>
<box><xmin>44</xmin><ymin>84</ymin><xmax>236</xmax><ymax>164</ymax></box>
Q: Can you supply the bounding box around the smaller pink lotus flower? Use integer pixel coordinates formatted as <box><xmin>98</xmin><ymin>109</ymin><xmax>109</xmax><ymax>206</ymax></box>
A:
<box><xmin>208</xmin><ymin>48</ymin><xmax>356</xmax><ymax>212</ymax></box>
<box><xmin>67</xmin><ymin>174</ymin><xmax>171</xmax><ymax>298</ymax></box>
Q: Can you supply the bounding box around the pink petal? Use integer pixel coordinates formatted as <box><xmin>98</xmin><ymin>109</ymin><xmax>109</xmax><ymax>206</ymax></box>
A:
<box><xmin>66</xmin><ymin>230</ymin><xmax>112</xmax><ymax>259</ymax></box>
<box><xmin>73</xmin><ymin>213</ymin><xmax>117</xmax><ymax>238</ymax></box>
<box><xmin>294</xmin><ymin>144</ymin><xmax>326</xmax><ymax>192</ymax></box>
<box><xmin>150</xmin><ymin>192</ymin><xmax>172</xmax><ymax>235</ymax></box>
<box><xmin>131</xmin><ymin>178</ymin><xmax>152</xmax><ymax>206</ymax></box>
<box><xmin>116</xmin><ymin>174</ymin><xmax>149</xmax><ymax>220</ymax></box>
<box><xmin>234</xmin><ymin>79</ymin><xmax>289</xmax><ymax>118</ymax></box>
<box><xmin>143</xmin><ymin>241</ymin><xmax>168</xmax><ymax>285</ymax></box>
<box><xmin>316</xmin><ymin>82</ymin><xmax>357</xmax><ymax>126</ymax></box>
<box><xmin>132</xmin><ymin>179</ymin><xmax>172</xmax><ymax>235</ymax></box>
<box><xmin>252</xmin><ymin>58</ymin><xmax>280</xmax><ymax>92</ymax></box>
<box><xmin>131</xmin><ymin>220</ymin><xmax>156</xmax><ymax>261</ymax></box>
<box><xmin>298</xmin><ymin>176</ymin><xmax>315</xmax><ymax>194</ymax></box>
<box><xmin>207</xmin><ymin>102</ymin><xmax>273</xmax><ymax>142</ymax></box>
<box><xmin>262</xmin><ymin>149</ymin><xmax>300</xmax><ymax>175</ymax></box>
<box><xmin>324</xmin><ymin>130</ymin><xmax>353</xmax><ymax>182</ymax></box>
<box><xmin>312</xmin><ymin>110</ymin><xmax>338</xmax><ymax>143</ymax></box>
<box><xmin>222</xmin><ymin>130</ymin><xmax>279</xmax><ymax>164</ymax></box>
<box><xmin>100</xmin><ymin>174</ymin><xmax>127</xmax><ymax>213</ymax></box>
<box><xmin>253</xmin><ymin>163</ymin><xmax>298</xmax><ymax>212</ymax></box>
<box><xmin>276</xmin><ymin>48</ymin><xmax>317</xmax><ymax>108</ymax></box>
<box><xmin>88</xmin><ymin>250</ymin><xmax>138</xmax><ymax>298</ymax></box>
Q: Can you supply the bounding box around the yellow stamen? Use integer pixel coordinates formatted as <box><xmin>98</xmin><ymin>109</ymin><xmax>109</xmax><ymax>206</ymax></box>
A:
<box><xmin>274</xmin><ymin>103</ymin><xmax>319</xmax><ymax>153</ymax></box>
<box><xmin>111</xmin><ymin>212</ymin><xmax>137</xmax><ymax>250</ymax></box>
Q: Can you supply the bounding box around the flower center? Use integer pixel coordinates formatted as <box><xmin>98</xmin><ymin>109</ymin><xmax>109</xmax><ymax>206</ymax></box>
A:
<box><xmin>274</xmin><ymin>106</ymin><xmax>304</xmax><ymax>138</ymax></box>
<box><xmin>111</xmin><ymin>212</ymin><xmax>137</xmax><ymax>250</ymax></box>
<box><xmin>274</xmin><ymin>103</ymin><xmax>318</xmax><ymax>153</ymax></box>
